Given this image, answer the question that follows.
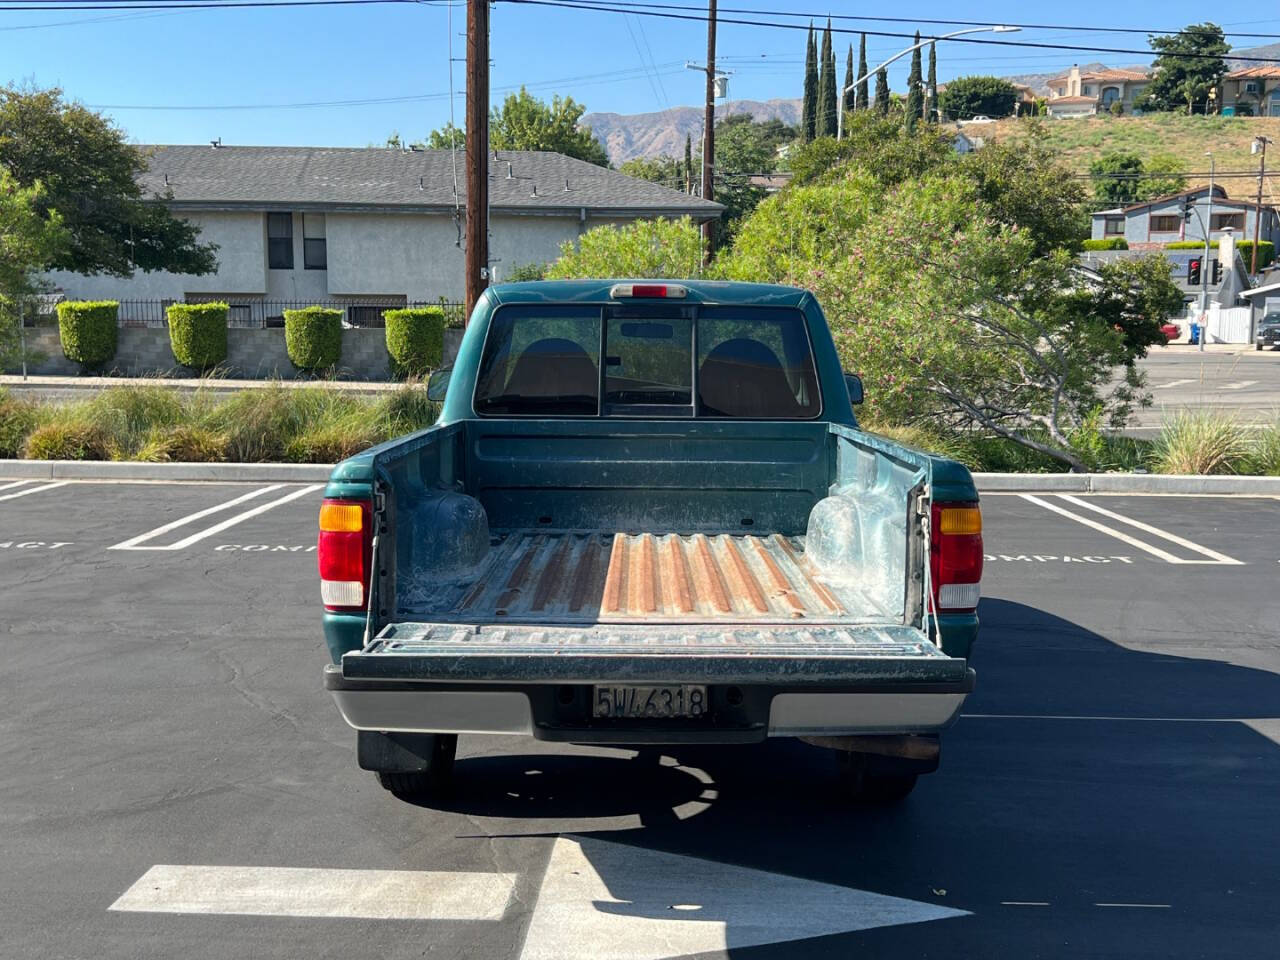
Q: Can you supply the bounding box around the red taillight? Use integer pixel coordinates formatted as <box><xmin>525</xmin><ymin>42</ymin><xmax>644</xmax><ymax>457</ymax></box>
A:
<box><xmin>930</xmin><ymin>501</ymin><xmax>983</xmax><ymax>612</ymax></box>
<box><xmin>318</xmin><ymin>498</ymin><xmax>373</xmax><ymax>611</ymax></box>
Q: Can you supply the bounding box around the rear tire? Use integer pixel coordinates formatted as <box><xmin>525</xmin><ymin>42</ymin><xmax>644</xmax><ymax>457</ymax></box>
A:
<box><xmin>374</xmin><ymin>734</ymin><xmax>457</xmax><ymax>801</ymax></box>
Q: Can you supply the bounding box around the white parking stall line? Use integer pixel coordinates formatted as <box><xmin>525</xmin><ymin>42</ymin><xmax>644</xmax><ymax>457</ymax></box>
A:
<box><xmin>0</xmin><ymin>479</ymin><xmax>35</xmax><ymax>493</ymax></box>
<box><xmin>109</xmin><ymin>864</ymin><xmax>517</xmax><ymax>921</ymax></box>
<box><xmin>0</xmin><ymin>480</ymin><xmax>70</xmax><ymax>502</ymax></box>
<box><xmin>109</xmin><ymin>485</ymin><xmax>285</xmax><ymax>550</ymax></box>
<box><xmin>111</xmin><ymin>484</ymin><xmax>323</xmax><ymax>551</ymax></box>
<box><xmin>1018</xmin><ymin>494</ymin><xmax>1188</xmax><ymax>564</ymax></box>
<box><xmin>1056</xmin><ymin>494</ymin><xmax>1242</xmax><ymax>565</ymax></box>
<box><xmin>1221</xmin><ymin>380</ymin><xmax>1258</xmax><ymax>391</ymax></box>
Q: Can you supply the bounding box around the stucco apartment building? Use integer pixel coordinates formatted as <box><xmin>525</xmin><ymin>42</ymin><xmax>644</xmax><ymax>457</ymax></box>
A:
<box><xmin>45</xmin><ymin>145</ymin><xmax>722</xmax><ymax>319</ymax></box>
<box><xmin>1221</xmin><ymin>66</ymin><xmax>1280</xmax><ymax>117</ymax></box>
<box><xmin>1045</xmin><ymin>65</ymin><xmax>1149</xmax><ymax>118</ymax></box>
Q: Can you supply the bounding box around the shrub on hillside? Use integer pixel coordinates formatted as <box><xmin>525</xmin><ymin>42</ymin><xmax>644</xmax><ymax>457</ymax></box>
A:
<box><xmin>283</xmin><ymin>306</ymin><xmax>342</xmax><ymax>371</ymax></box>
<box><xmin>384</xmin><ymin>306</ymin><xmax>445</xmax><ymax>377</ymax></box>
<box><xmin>1082</xmin><ymin>237</ymin><xmax>1129</xmax><ymax>250</ymax></box>
<box><xmin>166</xmin><ymin>302</ymin><xmax>228</xmax><ymax>370</ymax></box>
<box><xmin>56</xmin><ymin>301</ymin><xmax>118</xmax><ymax>371</ymax></box>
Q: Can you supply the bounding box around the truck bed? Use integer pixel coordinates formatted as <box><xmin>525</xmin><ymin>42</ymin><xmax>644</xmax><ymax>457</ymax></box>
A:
<box><xmin>397</xmin><ymin>530</ymin><xmax>894</xmax><ymax>624</ymax></box>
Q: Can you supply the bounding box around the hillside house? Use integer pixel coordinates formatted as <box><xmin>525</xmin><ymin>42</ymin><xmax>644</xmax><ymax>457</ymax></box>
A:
<box><xmin>1090</xmin><ymin>185</ymin><xmax>1280</xmax><ymax>253</ymax></box>
<box><xmin>1046</xmin><ymin>65</ymin><xmax>1149</xmax><ymax>118</ymax></box>
<box><xmin>1221</xmin><ymin>67</ymin><xmax>1280</xmax><ymax>117</ymax></box>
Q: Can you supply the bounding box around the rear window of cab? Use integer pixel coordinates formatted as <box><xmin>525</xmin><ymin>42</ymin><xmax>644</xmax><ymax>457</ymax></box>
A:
<box><xmin>473</xmin><ymin>303</ymin><xmax>821</xmax><ymax>419</ymax></box>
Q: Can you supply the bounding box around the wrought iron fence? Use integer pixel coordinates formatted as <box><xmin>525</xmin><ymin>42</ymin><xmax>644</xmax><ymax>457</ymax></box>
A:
<box><xmin>99</xmin><ymin>298</ymin><xmax>467</xmax><ymax>330</ymax></box>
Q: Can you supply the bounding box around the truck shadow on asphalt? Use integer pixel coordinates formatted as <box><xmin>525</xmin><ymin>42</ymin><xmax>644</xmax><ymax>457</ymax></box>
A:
<box><xmin>433</xmin><ymin>597</ymin><xmax>1280</xmax><ymax>958</ymax></box>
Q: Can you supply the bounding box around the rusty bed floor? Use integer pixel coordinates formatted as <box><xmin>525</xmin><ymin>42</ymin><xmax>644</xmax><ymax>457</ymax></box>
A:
<box><xmin>398</xmin><ymin>531</ymin><xmax>893</xmax><ymax>624</ymax></box>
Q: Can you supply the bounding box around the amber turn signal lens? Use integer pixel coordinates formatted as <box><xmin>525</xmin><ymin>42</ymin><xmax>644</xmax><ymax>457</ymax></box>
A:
<box><xmin>939</xmin><ymin>507</ymin><xmax>982</xmax><ymax>535</ymax></box>
<box><xmin>319</xmin><ymin>501</ymin><xmax>364</xmax><ymax>533</ymax></box>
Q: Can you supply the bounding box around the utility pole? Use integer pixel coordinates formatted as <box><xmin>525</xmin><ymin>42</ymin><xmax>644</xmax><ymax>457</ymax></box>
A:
<box><xmin>1252</xmin><ymin>136</ymin><xmax>1270</xmax><ymax>276</ymax></box>
<box><xmin>701</xmin><ymin>0</ymin><xmax>717</xmax><ymax>265</ymax></box>
<box><xmin>1201</xmin><ymin>152</ymin><xmax>1214</xmax><ymax>352</ymax></box>
<box><xmin>464</xmin><ymin>0</ymin><xmax>490</xmax><ymax>322</ymax></box>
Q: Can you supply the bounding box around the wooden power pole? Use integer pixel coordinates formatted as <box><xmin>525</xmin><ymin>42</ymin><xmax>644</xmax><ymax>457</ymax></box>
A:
<box><xmin>465</xmin><ymin>0</ymin><xmax>490</xmax><ymax>321</ymax></box>
<box><xmin>1252</xmin><ymin>136</ymin><xmax>1269</xmax><ymax>276</ymax></box>
<box><xmin>701</xmin><ymin>0</ymin><xmax>717</xmax><ymax>264</ymax></box>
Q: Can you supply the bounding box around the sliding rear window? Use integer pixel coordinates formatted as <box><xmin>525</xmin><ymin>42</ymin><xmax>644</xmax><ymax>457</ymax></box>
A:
<box><xmin>473</xmin><ymin>302</ymin><xmax>820</xmax><ymax>419</ymax></box>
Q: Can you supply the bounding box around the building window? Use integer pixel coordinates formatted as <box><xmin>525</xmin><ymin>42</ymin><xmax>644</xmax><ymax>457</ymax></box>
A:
<box><xmin>1150</xmin><ymin>215</ymin><xmax>1181</xmax><ymax>233</ymax></box>
<box><xmin>303</xmin><ymin>213</ymin><xmax>327</xmax><ymax>270</ymax></box>
<box><xmin>1245</xmin><ymin>81</ymin><xmax>1260</xmax><ymax>94</ymax></box>
<box><xmin>1104</xmin><ymin>217</ymin><xmax>1125</xmax><ymax>236</ymax></box>
<box><xmin>1211</xmin><ymin>212</ymin><xmax>1244</xmax><ymax>232</ymax></box>
<box><xmin>267</xmin><ymin>212</ymin><xmax>294</xmax><ymax>269</ymax></box>
<box><xmin>1057</xmin><ymin>87</ymin><xmax>1065</xmax><ymax>97</ymax></box>
<box><xmin>1082</xmin><ymin>85</ymin><xmax>1093</xmax><ymax>96</ymax></box>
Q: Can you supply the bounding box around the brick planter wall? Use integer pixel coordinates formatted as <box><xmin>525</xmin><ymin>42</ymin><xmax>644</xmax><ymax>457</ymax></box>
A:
<box><xmin>7</xmin><ymin>325</ymin><xmax>465</xmax><ymax>381</ymax></box>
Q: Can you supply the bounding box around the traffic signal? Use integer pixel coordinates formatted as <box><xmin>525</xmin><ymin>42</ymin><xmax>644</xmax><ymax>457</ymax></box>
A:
<box><xmin>1182</xmin><ymin>198</ymin><xmax>1194</xmax><ymax>223</ymax></box>
<box><xmin>1212</xmin><ymin>260</ymin><xmax>1223</xmax><ymax>284</ymax></box>
<box><xmin>1188</xmin><ymin>258</ymin><xmax>1202</xmax><ymax>284</ymax></box>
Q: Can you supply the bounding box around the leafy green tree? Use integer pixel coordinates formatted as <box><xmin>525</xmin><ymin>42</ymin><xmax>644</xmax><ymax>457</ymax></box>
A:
<box><xmin>905</xmin><ymin>33</ymin><xmax>923</xmax><ymax>132</ymax></box>
<box><xmin>875</xmin><ymin>69</ymin><xmax>890</xmax><ymax>116</ymax></box>
<box><xmin>546</xmin><ymin>216</ymin><xmax>703</xmax><ymax>279</ymax></box>
<box><xmin>425</xmin><ymin>123</ymin><xmax>465</xmax><ymax>150</ymax></box>
<box><xmin>711</xmin><ymin>115</ymin><xmax>794</xmax><ymax>242</ymax></box>
<box><xmin>786</xmin><ymin>112</ymin><xmax>953</xmax><ymax>189</ymax></box>
<box><xmin>0</xmin><ymin>85</ymin><xmax>216</xmax><ymax>277</ymax></box>
<box><xmin>817</xmin><ymin>20</ymin><xmax>837</xmax><ymax>138</ymax></box>
<box><xmin>856</xmin><ymin>34</ymin><xmax>869</xmax><ymax>112</ymax></box>
<box><xmin>0</xmin><ymin>172</ymin><xmax>68</xmax><ymax>366</ymax></box>
<box><xmin>1136</xmin><ymin>22</ymin><xmax>1229</xmax><ymax>114</ymax></box>
<box><xmin>1089</xmin><ymin>151</ymin><xmax>1146</xmax><ymax>205</ymax></box>
<box><xmin>1140</xmin><ymin>153</ymin><xmax>1187</xmax><ymax>200</ymax></box>
<box><xmin>926</xmin><ymin>44</ymin><xmax>938</xmax><ymax>124</ymax></box>
<box><xmin>488</xmin><ymin>88</ymin><xmax>609</xmax><ymax>166</ymax></box>
<box><xmin>802</xmin><ymin>24</ymin><xmax>818</xmax><ymax>141</ymax></box>
<box><xmin>965</xmin><ymin>138</ymin><xmax>1089</xmax><ymax>255</ymax></box>
<box><xmin>618</xmin><ymin>155</ymin><xmax>683</xmax><ymax>187</ymax></box>
<box><xmin>938</xmin><ymin>75</ymin><xmax>1019</xmax><ymax>121</ymax></box>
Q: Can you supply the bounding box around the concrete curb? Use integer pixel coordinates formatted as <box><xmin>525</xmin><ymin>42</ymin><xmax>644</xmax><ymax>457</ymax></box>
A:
<box><xmin>974</xmin><ymin>472</ymin><xmax>1280</xmax><ymax>494</ymax></box>
<box><xmin>3</xmin><ymin>461</ymin><xmax>1280</xmax><ymax>494</ymax></box>
<box><xmin>0</xmin><ymin>460</ymin><xmax>333</xmax><ymax>482</ymax></box>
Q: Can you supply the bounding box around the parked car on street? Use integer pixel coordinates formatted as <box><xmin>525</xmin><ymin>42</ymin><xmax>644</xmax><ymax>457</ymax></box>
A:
<box><xmin>1256</xmin><ymin>313</ymin><xmax>1280</xmax><ymax>350</ymax></box>
<box><xmin>318</xmin><ymin>280</ymin><xmax>982</xmax><ymax>807</ymax></box>
<box><xmin>1160</xmin><ymin>322</ymin><xmax>1181</xmax><ymax>343</ymax></box>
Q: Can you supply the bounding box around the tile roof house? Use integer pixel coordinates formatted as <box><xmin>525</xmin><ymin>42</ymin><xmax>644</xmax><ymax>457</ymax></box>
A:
<box><xmin>1046</xmin><ymin>65</ymin><xmax>1150</xmax><ymax>118</ymax></box>
<box><xmin>45</xmin><ymin>145</ymin><xmax>723</xmax><ymax>309</ymax></box>
<box><xmin>1221</xmin><ymin>66</ymin><xmax>1280</xmax><ymax>117</ymax></box>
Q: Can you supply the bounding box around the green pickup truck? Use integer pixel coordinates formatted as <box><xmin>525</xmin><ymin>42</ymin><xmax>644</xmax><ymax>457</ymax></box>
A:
<box><xmin>319</xmin><ymin>280</ymin><xmax>982</xmax><ymax>805</ymax></box>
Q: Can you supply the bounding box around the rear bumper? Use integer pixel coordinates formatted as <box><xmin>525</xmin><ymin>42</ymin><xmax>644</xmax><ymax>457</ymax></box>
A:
<box><xmin>323</xmin><ymin>664</ymin><xmax>974</xmax><ymax>744</ymax></box>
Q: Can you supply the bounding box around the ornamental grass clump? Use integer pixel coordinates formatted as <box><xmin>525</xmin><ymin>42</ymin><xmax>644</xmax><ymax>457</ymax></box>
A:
<box><xmin>1152</xmin><ymin>410</ymin><xmax>1250</xmax><ymax>475</ymax></box>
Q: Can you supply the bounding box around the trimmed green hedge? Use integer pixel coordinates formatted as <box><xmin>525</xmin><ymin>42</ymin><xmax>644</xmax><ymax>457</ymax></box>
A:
<box><xmin>1083</xmin><ymin>237</ymin><xmax>1128</xmax><ymax>250</ymax></box>
<box><xmin>283</xmin><ymin>306</ymin><xmax>342</xmax><ymax>371</ymax></box>
<box><xmin>1165</xmin><ymin>238</ymin><xmax>1275</xmax><ymax>268</ymax></box>
<box><xmin>57</xmin><ymin>301</ymin><xmax>118</xmax><ymax>371</ymax></box>
<box><xmin>166</xmin><ymin>302</ymin><xmax>228</xmax><ymax>370</ymax></box>
<box><xmin>384</xmin><ymin>306</ymin><xmax>445</xmax><ymax>377</ymax></box>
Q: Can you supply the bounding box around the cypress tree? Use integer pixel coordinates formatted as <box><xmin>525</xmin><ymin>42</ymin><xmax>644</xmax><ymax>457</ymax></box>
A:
<box><xmin>926</xmin><ymin>43</ymin><xmax>938</xmax><ymax>123</ymax></box>
<box><xmin>817</xmin><ymin>20</ymin><xmax>835</xmax><ymax>137</ymax></box>
<box><xmin>684</xmin><ymin>134</ymin><xmax>693</xmax><ymax>194</ymax></box>
<box><xmin>856</xmin><ymin>33</ymin><xmax>869</xmax><ymax>111</ymax></box>
<box><xmin>801</xmin><ymin>23</ymin><xmax>817</xmax><ymax>141</ymax></box>
<box><xmin>905</xmin><ymin>31</ymin><xmax>923</xmax><ymax>132</ymax></box>
<box><xmin>875</xmin><ymin>68</ymin><xmax>889</xmax><ymax>116</ymax></box>
<box><xmin>843</xmin><ymin>44</ymin><xmax>855</xmax><ymax>117</ymax></box>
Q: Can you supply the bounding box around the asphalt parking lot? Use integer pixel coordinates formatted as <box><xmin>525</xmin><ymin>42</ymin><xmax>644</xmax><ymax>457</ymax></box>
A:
<box><xmin>2</xmin><ymin>478</ymin><xmax>1278</xmax><ymax>959</ymax></box>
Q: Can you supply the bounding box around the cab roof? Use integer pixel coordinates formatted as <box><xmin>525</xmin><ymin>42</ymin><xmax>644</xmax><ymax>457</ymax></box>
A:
<box><xmin>485</xmin><ymin>279</ymin><xmax>814</xmax><ymax>308</ymax></box>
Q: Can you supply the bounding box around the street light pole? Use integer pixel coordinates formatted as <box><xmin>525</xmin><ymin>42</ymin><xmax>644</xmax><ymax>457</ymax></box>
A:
<box><xmin>837</xmin><ymin>25</ymin><xmax>1020</xmax><ymax>138</ymax></box>
<box><xmin>1201</xmin><ymin>152</ymin><xmax>1214</xmax><ymax>353</ymax></box>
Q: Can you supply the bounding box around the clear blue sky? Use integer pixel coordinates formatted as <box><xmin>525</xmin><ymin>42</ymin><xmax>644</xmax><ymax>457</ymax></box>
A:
<box><xmin>0</xmin><ymin>1</ymin><xmax>1274</xmax><ymax>148</ymax></box>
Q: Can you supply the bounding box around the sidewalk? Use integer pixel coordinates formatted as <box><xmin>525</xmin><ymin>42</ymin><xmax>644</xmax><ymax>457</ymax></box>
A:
<box><xmin>1</xmin><ymin>374</ymin><xmax>405</xmax><ymax>394</ymax></box>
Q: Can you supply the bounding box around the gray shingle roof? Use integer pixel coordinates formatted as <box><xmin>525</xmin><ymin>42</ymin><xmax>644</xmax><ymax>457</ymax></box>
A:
<box><xmin>139</xmin><ymin>145</ymin><xmax>722</xmax><ymax>216</ymax></box>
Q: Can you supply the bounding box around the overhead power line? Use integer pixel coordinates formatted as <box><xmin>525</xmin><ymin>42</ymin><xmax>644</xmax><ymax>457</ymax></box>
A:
<box><xmin>494</xmin><ymin>0</ymin><xmax>1280</xmax><ymax>63</ymax></box>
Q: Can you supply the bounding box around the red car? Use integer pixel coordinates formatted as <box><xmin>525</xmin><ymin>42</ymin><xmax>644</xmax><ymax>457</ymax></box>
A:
<box><xmin>1160</xmin><ymin>323</ymin><xmax>1181</xmax><ymax>343</ymax></box>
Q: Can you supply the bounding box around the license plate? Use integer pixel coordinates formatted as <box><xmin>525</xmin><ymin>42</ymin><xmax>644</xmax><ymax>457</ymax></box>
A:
<box><xmin>592</xmin><ymin>685</ymin><xmax>707</xmax><ymax>719</ymax></box>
